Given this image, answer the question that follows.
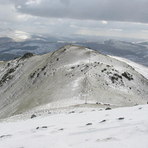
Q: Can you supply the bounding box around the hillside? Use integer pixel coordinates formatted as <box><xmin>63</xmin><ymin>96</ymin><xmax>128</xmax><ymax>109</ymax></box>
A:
<box><xmin>0</xmin><ymin>45</ymin><xmax>148</xmax><ymax>119</ymax></box>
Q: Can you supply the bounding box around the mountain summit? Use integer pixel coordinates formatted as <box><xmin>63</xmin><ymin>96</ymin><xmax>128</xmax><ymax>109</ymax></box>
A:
<box><xmin>0</xmin><ymin>45</ymin><xmax>148</xmax><ymax>119</ymax></box>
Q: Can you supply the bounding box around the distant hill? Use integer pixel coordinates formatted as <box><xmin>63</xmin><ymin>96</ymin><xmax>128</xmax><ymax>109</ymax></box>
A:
<box><xmin>0</xmin><ymin>37</ymin><xmax>148</xmax><ymax>67</ymax></box>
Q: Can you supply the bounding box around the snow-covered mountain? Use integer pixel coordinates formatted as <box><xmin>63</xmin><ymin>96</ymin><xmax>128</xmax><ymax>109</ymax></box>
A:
<box><xmin>0</xmin><ymin>45</ymin><xmax>148</xmax><ymax>119</ymax></box>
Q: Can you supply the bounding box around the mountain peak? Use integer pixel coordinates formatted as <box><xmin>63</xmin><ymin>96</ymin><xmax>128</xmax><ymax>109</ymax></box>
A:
<box><xmin>0</xmin><ymin>45</ymin><xmax>148</xmax><ymax>119</ymax></box>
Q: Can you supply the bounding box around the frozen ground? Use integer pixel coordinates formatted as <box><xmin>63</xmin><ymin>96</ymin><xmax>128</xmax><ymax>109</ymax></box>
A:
<box><xmin>0</xmin><ymin>105</ymin><xmax>148</xmax><ymax>148</ymax></box>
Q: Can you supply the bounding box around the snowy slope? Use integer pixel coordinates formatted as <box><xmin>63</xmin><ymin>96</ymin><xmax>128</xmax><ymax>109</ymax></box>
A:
<box><xmin>0</xmin><ymin>105</ymin><xmax>148</xmax><ymax>148</ymax></box>
<box><xmin>110</xmin><ymin>55</ymin><xmax>148</xmax><ymax>79</ymax></box>
<box><xmin>0</xmin><ymin>45</ymin><xmax>148</xmax><ymax>119</ymax></box>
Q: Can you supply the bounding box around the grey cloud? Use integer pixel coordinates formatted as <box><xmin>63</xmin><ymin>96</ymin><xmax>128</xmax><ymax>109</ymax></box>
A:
<box><xmin>0</xmin><ymin>0</ymin><xmax>17</xmax><ymax>4</ymax></box>
<box><xmin>60</xmin><ymin>0</ymin><xmax>70</xmax><ymax>5</ymax></box>
<box><xmin>0</xmin><ymin>0</ymin><xmax>11</xmax><ymax>4</ymax></box>
<box><xmin>15</xmin><ymin>0</ymin><xmax>148</xmax><ymax>23</ymax></box>
<box><xmin>0</xmin><ymin>0</ymin><xmax>148</xmax><ymax>40</ymax></box>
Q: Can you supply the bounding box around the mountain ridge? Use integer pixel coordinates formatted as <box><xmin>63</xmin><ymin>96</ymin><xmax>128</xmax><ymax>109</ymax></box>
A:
<box><xmin>0</xmin><ymin>45</ymin><xmax>148</xmax><ymax>119</ymax></box>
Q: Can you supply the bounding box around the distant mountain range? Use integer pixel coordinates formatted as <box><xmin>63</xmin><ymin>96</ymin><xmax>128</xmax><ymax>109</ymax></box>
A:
<box><xmin>0</xmin><ymin>36</ymin><xmax>148</xmax><ymax>67</ymax></box>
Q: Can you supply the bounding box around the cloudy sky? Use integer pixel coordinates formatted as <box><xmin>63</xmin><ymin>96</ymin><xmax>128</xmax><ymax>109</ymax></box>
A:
<box><xmin>0</xmin><ymin>0</ymin><xmax>148</xmax><ymax>40</ymax></box>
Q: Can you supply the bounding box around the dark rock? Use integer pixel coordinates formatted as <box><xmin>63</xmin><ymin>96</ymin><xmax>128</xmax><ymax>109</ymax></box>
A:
<box><xmin>59</xmin><ymin>128</ymin><xmax>64</xmax><ymax>131</ymax></box>
<box><xmin>21</xmin><ymin>53</ymin><xmax>34</xmax><ymax>59</ymax></box>
<box><xmin>42</xmin><ymin>126</ymin><xmax>48</xmax><ymax>129</ymax></box>
<box><xmin>118</xmin><ymin>117</ymin><xmax>124</xmax><ymax>120</ymax></box>
<box><xmin>41</xmin><ymin>66</ymin><xmax>47</xmax><ymax>71</ymax></box>
<box><xmin>37</xmin><ymin>73</ymin><xmax>40</xmax><ymax>77</ymax></box>
<box><xmin>100</xmin><ymin>120</ymin><xmax>106</xmax><ymax>123</ymax></box>
<box><xmin>0</xmin><ymin>134</ymin><xmax>12</xmax><ymax>138</ymax></box>
<box><xmin>86</xmin><ymin>123</ymin><xmax>92</xmax><ymax>126</ymax></box>
<box><xmin>109</xmin><ymin>73</ymin><xmax>123</xmax><ymax>84</ymax></box>
<box><xmin>31</xmin><ymin>114</ymin><xmax>36</xmax><ymax>119</ymax></box>
<box><xmin>104</xmin><ymin>103</ymin><xmax>110</xmax><ymax>106</ymax></box>
<box><xmin>30</xmin><ymin>71</ymin><xmax>36</xmax><ymax>79</ymax></box>
<box><xmin>69</xmin><ymin>111</ymin><xmax>75</xmax><ymax>114</ymax></box>
<box><xmin>114</xmin><ymin>73</ymin><xmax>122</xmax><ymax>79</ymax></box>
<box><xmin>122</xmin><ymin>72</ymin><xmax>133</xmax><ymax>81</ymax></box>
<box><xmin>7</xmin><ymin>63</ymin><xmax>10</xmax><ymax>67</ymax></box>
<box><xmin>101</xmin><ymin>68</ymin><xmax>107</xmax><ymax>72</ymax></box>
<box><xmin>106</xmin><ymin>65</ymin><xmax>110</xmax><ymax>67</ymax></box>
<box><xmin>105</xmin><ymin>107</ymin><xmax>112</xmax><ymax>110</ymax></box>
<box><xmin>0</xmin><ymin>68</ymin><xmax>16</xmax><ymax>87</ymax></box>
<box><xmin>110</xmin><ymin>76</ymin><xmax>118</xmax><ymax>83</ymax></box>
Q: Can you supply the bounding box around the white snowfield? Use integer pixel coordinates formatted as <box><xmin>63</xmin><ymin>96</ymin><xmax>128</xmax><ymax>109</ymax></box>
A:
<box><xmin>0</xmin><ymin>105</ymin><xmax>148</xmax><ymax>148</ymax></box>
<box><xmin>0</xmin><ymin>45</ymin><xmax>148</xmax><ymax>119</ymax></box>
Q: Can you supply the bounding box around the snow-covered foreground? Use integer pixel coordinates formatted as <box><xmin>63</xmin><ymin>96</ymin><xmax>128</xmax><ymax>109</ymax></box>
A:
<box><xmin>0</xmin><ymin>105</ymin><xmax>148</xmax><ymax>148</ymax></box>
